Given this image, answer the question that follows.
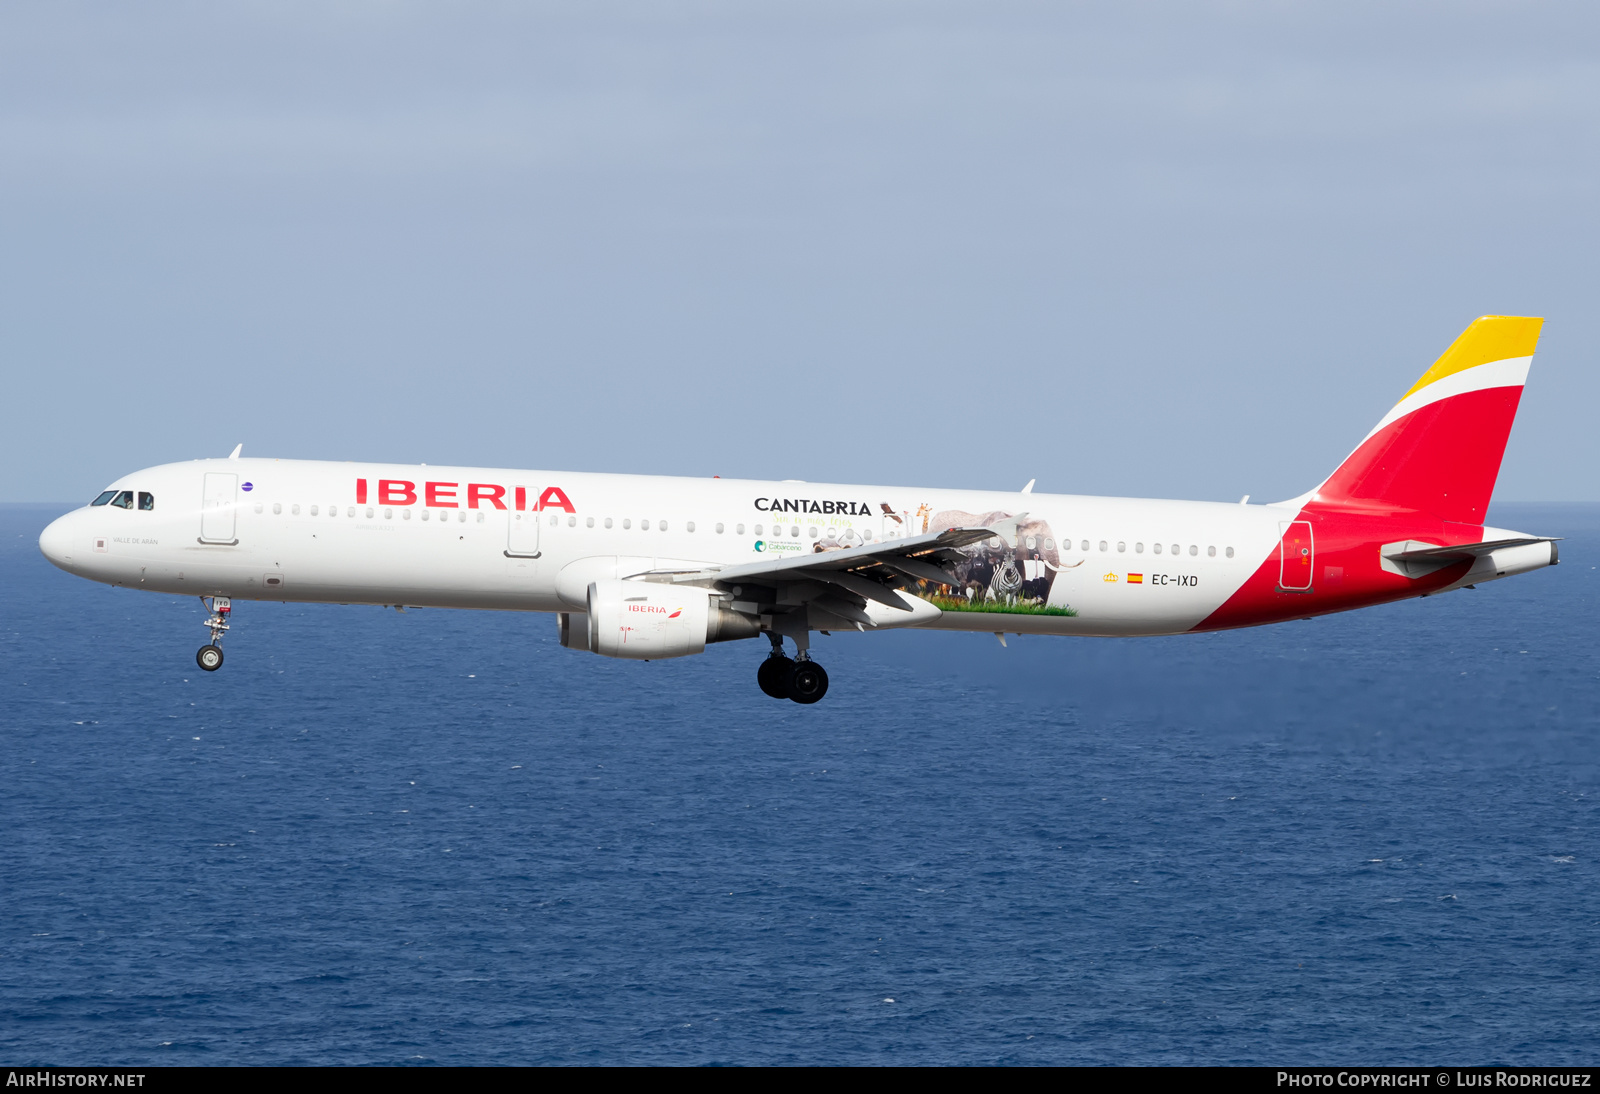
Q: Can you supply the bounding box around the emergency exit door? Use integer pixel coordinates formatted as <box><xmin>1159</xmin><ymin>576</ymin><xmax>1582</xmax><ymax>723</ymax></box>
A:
<box><xmin>506</xmin><ymin>488</ymin><xmax>540</xmax><ymax>558</ymax></box>
<box><xmin>1279</xmin><ymin>521</ymin><xmax>1314</xmax><ymax>591</ymax></box>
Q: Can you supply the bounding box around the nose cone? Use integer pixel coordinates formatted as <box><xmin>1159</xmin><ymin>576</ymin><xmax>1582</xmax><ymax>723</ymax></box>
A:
<box><xmin>38</xmin><ymin>512</ymin><xmax>77</xmax><ymax>570</ymax></box>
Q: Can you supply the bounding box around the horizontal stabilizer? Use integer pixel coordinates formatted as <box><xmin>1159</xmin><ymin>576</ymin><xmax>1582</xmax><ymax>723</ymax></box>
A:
<box><xmin>1380</xmin><ymin>536</ymin><xmax>1560</xmax><ymax>579</ymax></box>
<box><xmin>1383</xmin><ymin>536</ymin><xmax>1558</xmax><ymax>562</ymax></box>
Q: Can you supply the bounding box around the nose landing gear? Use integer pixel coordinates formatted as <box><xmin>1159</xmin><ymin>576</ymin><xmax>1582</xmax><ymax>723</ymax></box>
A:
<box><xmin>756</xmin><ymin>633</ymin><xmax>830</xmax><ymax>704</ymax></box>
<box><xmin>196</xmin><ymin>596</ymin><xmax>230</xmax><ymax>672</ymax></box>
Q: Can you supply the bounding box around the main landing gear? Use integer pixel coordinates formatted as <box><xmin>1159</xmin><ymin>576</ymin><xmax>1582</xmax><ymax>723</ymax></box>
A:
<box><xmin>757</xmin><ymin>634</ymin><xmax>829</xmax><ymax>704</ymax></box>
<box><xmin>196</xmin><ymin>596</ymin><xmax>230</xmax><ymax>671</ymax></box>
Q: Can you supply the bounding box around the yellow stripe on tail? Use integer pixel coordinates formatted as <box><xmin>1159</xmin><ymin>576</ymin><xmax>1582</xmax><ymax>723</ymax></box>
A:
<box><xmin>1400</xmin><ymin>315</ymin><xmax>1543</xmax><ymax>400</ymax></box>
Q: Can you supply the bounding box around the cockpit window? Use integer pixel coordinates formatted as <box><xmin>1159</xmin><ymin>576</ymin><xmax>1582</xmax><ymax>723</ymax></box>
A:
<box><xmin>138</xmin><ymin>492</ymin><xmax>155</xmax><ymax>511</ymax></box>
<box><xmin>91</xmin><ymin>490</ymin><xmax>117</xmax><ymax>506</ymax></box>
<box><xmin>110</xmin><ymin>490</ymin><xmax>134</xmax><ymax>509</ymax></box>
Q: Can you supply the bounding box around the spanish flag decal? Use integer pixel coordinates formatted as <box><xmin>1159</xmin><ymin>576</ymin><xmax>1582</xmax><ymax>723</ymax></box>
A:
<box><xmin>1127</xmin><ymin>573</ymin><xmax>1144</xmax><ymax>584</ymax></box>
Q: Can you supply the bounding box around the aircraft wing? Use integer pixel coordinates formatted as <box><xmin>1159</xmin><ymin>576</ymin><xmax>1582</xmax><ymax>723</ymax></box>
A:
<box><xmin>647</xmin><ymin>525</ymin><xmax>1010</xmax><ymax>619</ymax></box>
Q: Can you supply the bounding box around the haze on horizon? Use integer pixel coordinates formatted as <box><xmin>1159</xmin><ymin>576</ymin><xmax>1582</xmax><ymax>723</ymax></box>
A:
<box><xmin>3</xmin><ymin>2</ymin><xmax>1597</xmax><ymax>504</ymax></box>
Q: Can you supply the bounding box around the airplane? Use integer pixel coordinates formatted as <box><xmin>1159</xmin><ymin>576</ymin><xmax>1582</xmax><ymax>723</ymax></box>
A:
<box><xmin>37</xmin><ymin>315</ymin><xmax>1558</xmax><ymax>704</ymax></box>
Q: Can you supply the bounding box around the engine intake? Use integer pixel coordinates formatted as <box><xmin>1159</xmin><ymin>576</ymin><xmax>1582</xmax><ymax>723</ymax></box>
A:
<box><xmin>558</xmin><ymin>580</ymin><xmax>760</xmax><ymax>659</ymax></box>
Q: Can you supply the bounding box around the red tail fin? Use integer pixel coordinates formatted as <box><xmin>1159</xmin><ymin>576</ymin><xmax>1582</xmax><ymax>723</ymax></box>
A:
<box><xmin>1311</xmin><ymin>316</ymin><xmax>1542</xmax><ymax>524</ymax></box>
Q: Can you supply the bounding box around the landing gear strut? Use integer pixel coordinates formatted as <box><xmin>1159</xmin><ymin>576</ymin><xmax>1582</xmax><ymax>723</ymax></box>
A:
<box><xmin>196</xmin><ymin>596</ymin><xmax>230</xmax><ymax>672</ymax></box>
<box><xmin>756</xmin><ymin>632</ymin><xmax>829</xmax><ymax>704</ymax></box>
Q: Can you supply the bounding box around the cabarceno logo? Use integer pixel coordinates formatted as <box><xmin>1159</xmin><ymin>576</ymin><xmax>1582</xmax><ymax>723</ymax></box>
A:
<box><xmin>754</xmin><ymin>540</ymin><xmax>766</xmax><ymax>551</ymax></box>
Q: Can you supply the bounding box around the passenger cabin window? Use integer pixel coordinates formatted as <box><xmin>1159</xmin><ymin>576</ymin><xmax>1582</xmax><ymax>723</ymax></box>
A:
<box><xmin>715</xmin><ymin>523</ymin><xmax>724</xmax><ymax>534</ymax></box>
<box><xmin>736</xmin><ymin>524</ymin><xmax>745</xmax><ymax>535</ymax></box>
<box><xmin>138</xmin><ymin>492</ymin><xmax>155</xmax><ymax>511</ymax></box>
<box><xmin>1153</xmin><ymin>543</ymin><xmax>1163</xmax><ymax>554</ymax></box>
<box><xmin>111</xmin><ymin>491</ymin><xmax>134</xmax><ymax>509</ymax></box>
<box><xmin>91</xmin><ymin>491</ymin><xmax>117</xmax><ymax>506</ymax></box>
<box><xmin>686</xmin><ymin>521</ymin><xmax>695</xmax><ymax>532</ymax></box>
<box><xmin>586</xmin><ymin>517</ymin><xmax>595</xmax><ymax>528</ymax></box>
<box><xmin>1226</xmin><ymin>547</ymin><xmax>1235</xmax><ymax>558</ymax></box>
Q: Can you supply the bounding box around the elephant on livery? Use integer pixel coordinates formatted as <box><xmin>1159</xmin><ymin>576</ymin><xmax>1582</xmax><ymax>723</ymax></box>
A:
<box><xmin>922</xmin><ymin>509</ymin><xmax>1076</xmax><ymax>612</ymax></box>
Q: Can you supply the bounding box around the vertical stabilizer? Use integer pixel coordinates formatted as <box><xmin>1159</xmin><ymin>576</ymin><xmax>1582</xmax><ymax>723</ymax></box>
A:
<box><xmin>1312</xmin><ymin>316</ymin><xmax>1542</xmax><ymax>524</ymax></box>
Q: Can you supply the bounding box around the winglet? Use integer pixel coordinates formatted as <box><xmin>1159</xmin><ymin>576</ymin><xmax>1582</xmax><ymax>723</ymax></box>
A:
<box><xmin>1021</xmin><ymin>479</ymin><xmax>1035</xmax><ymax>494</ymax></box>
<box><xmin>228</xmin><ymin>444</ymin><xmax>243</xmax><ymax>460</ymax></box>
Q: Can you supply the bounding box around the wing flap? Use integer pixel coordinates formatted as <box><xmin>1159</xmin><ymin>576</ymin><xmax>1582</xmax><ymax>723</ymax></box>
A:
<box><xmin>671</xmin><ymin>525</ymin><xmax>1000</xmax><ymax>589</ymax></box>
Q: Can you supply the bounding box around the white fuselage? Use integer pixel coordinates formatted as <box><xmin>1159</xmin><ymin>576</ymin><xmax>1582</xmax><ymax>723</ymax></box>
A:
<box><xmin>41</xmin><ymin>457</ymin><xmax>1290</xmax><ymax>637</ymax></box>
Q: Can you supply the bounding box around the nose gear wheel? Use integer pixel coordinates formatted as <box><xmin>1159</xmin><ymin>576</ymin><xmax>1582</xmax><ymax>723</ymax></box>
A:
<box><xmin>196</xmin><ymin>596</ymin><xmax>231</xmax><ymax>671</ymax></box>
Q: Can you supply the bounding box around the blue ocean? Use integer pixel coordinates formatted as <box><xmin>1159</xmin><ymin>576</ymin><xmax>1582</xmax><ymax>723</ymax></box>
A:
<box><xmin>1</xmin><ymin>502</ymin><xmax>1595</xmax><ymax>1065</ymax></box>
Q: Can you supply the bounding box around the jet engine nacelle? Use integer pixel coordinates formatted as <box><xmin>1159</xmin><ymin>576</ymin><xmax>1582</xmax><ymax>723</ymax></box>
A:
<box><xmin>559</xmin><ymin>580</ymin><xmax>761</xmax><ymax>660</ymax></box>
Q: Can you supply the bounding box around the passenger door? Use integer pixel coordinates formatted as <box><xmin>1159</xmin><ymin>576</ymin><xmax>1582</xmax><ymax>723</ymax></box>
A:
<box><xmin>200</xmin><ymin>473</ymin><xmax>239</xmax><ymax>544</ymax></box>
<box><xmin>1278</xmin><ymin>520</ymin><xmax>1314</xmax><ymax>591</ymax></box>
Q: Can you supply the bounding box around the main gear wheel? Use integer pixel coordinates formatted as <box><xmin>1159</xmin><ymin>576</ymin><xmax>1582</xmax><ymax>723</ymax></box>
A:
<box><xmin>757</xmin><ymin>655</ymin><xmax>792</xmax><ymax>699</ymax></box>
<box><xmin>785</xmin><ymin>660</ymin><xmax>829</xmax><ymax>704</ymax></box>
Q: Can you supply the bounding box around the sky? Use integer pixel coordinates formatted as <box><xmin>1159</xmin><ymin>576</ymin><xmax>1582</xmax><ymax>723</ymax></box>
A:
<box><xmin>3</xmin><ymin>1</ymin><xmax>1598</xmax><ymax>503</ymax></box>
